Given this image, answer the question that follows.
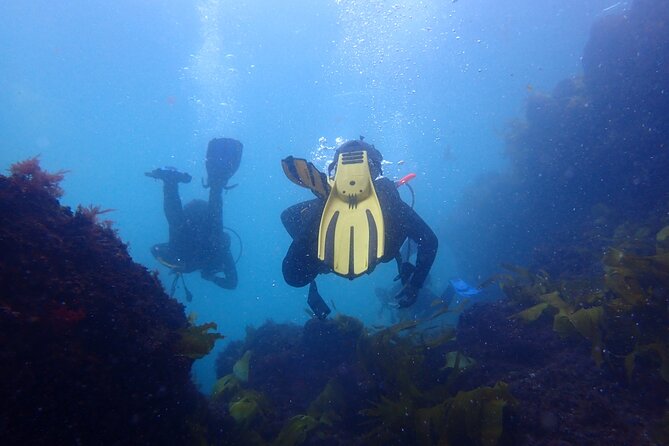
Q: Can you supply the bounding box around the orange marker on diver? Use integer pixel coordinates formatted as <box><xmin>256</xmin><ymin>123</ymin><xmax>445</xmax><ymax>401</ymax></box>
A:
<box><xmin>396</xmin><ymin>173</ymin><xmax>417</xmax><ymax>208</ymax></box>
<box><xmin>396</xmin><ymin>172</ymin><xmax>416</xmax><ymax>187</ymax></box>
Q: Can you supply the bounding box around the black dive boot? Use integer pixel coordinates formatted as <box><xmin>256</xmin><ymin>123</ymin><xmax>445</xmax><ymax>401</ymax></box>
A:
<box><xmin>145</xmin><ymin>167</ymin><xmax>192</xmax><ymax>183</ymax></box>
<box><xmin>308</xmin><ymin>281</ymin><xmax>331</xmax><ymax>320</ymax></box>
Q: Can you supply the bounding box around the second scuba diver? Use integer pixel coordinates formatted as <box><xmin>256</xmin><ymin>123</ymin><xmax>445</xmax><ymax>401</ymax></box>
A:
<box><xmin>146</xmin><ymin>138</ymin><xmax>242</xmax><ymax>299</ymax></box>
<box><xmin>281</xmin><ymin>138</ymin><xmax>438</xmax><ymax>318</ymax></box>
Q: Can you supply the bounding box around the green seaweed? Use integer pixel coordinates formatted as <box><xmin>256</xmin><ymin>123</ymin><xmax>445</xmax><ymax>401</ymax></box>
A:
<box><xmin>656</xmin><ymin>225</ymin><xmax>669</xmax><ymax>254</ymax></box>
<box><xmin>511</xmin><ymin>290</ymin><xmax>605</xmax><ymax>365</ymax></box>
<box><xmin>511</xmin><ymin>302</ymin><xmax>550</xmax><ymax>322</ymax></box>
<box><xmin>360</xmin><ymin>394</ymin><xmax>416</xmax><ymax>443</ymax></box>
<box><xmin>568</xmin><ymin>306</ymin><xmax>604</xmax><ymax>367</ymax></box>
<box><xmin>175</xmin><ymin>321</ymin><xmax>224</xmax><ymax>359</ymax></box>
<box><xmin>441</xmin><ymin>351</ymin><xmax>477</xmax><ymax>372</ymax></box>
<box><xmin>444</xmin><ymin>382</ymin><xmax>517</xmax><ymax>446</ymax></box>
<box><xmin>357</xmin><ymin>320</ymin><xmax>425</xmax><ymax>400</ymax></box>
<box><xmin>233</xmin><ymin>350</ymin><xmax>253</xmax><ymax>382</ymax></box>
<box><xmin>361</xmin><ymin>382</ymin><xmax>516</xmax><ymax>446</ymax></box>
<box><xmin>307</xmin><ymin>378</ymin><xmax>346</xmax><ymax>426</ymax></box>
<box><xmin>228</xmin><ymin>390</ymin><xmax>268</xmax><ymax>428</ymax></box>
<box><xmin>414</xmin><ymin>403</ymin><xmax>448</xmax><ymax>446</ymax></box>
<box><xmin>272</xmin><ymin>415</ymin><xmax>320</xmax><ymax>446</ymax></box>
<box><xmin>211</xmin><ymin>374</ymin><xmax>241</xmax><ymax>401</ymax></box>
<box><xmin>503</xmin><ymin>222</ymin><xmax>669</xmax><ymax>381</ymax></box>
<box><xmin>332</xmin><ymin>313</ymin><xmax>366</xmax><ymax>338</ymax></box>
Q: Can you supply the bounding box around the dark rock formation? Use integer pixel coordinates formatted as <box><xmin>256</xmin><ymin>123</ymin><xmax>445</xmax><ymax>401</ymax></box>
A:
<box><xmin>0</xmin><ymin>158</ymin><xmax>205</xmax><ymax>444</ymax></box>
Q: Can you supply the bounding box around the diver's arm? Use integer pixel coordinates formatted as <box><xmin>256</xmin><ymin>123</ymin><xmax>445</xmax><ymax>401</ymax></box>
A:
<box><xmin>375</xmin><ymin>177</ymin><xmax>437</xmax><ymax>288</ymax></box>
<box><xmin>403</xmin><ymin>204</ymin><xmax>438</xmax><ymax>289</ymax></box>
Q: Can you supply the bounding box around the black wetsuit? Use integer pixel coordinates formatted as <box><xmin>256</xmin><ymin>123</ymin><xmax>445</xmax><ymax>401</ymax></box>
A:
<box><xmin>281</xmin><ymin>177</ymin><xmax>438</xmax><ymax>289</ymax></box>
<box><xmin>152</xmin><ymin>181</ymin><xmax>238</xmax><ymax>289</ymax></box>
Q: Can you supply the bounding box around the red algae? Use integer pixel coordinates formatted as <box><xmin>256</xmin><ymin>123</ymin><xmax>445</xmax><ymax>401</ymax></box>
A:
<box><xmin>9</xmin><ymin>156</ymin><xmax>68</xmax><ymax>198</ymax></box>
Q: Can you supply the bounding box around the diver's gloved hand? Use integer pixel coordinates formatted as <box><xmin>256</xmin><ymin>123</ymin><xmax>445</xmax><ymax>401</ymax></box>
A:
<box><xmin>393</xmin><ymin>262</ymin><xmax>416</xmax><ymax>286</ymax></box>
<box><xmin>395</xmin><ymin>283</ymin><xmax>419</xmax><ymax>308</ymax></box>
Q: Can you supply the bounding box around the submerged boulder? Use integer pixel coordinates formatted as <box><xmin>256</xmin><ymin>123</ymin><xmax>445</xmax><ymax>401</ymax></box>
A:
<box><xmin>0</xmin><ymin>158</ymin><xmax>206</xmax><ymax>444</ymax></box>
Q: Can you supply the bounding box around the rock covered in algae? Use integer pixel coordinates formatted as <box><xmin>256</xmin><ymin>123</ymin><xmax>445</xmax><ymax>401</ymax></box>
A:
<box><xmin>0</xmin><ymin>158</ymin><xmax>208</xmax><ymax>444</ymax></box>
<box><xmin>445</xmin><ymin>0</ymin><xmax>669</xmax><ymax>281</ymax></box>
<box><xmin>454</xmin><ymin>300</ymin><xmax>666</xmax><ymax>445</ymax></box>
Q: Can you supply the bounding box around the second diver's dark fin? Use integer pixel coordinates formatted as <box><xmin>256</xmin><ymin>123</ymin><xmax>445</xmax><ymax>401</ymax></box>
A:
<box><xmin>307</xmin><ymin>281</ymin><xmax>331</xmax><ymax>320</ymax></box>
<box><xmin>281</xmin><ymin>156</ymin><xmax>331</xmax><ymax>199</ymax></box>
<box><xmin>145</xmin><ymin>168</ymin><xmax>192</xmax><ymax>184</ymax></box>
<box><xmin>206</xmin><ymin>138</ymin><xmax>243</xmax><ymax>188</ymax></box>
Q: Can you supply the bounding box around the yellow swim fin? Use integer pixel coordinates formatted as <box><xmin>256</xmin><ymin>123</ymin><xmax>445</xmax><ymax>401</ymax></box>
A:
<box><xmin>318</xmin><ymin>150</ymin><xmax>384</xmax><ymax>278</ymax></box>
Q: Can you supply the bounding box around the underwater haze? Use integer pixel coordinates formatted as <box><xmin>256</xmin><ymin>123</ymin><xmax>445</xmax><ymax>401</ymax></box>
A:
<box><xmin>0</xmin><ymin>0</ymin><xmax>614</xmax><ymax>388</ymax></box>
<box><xmin>3</xmin><ymin>1</ymin><xmax>668</xmax><ymax>444</ymax></box>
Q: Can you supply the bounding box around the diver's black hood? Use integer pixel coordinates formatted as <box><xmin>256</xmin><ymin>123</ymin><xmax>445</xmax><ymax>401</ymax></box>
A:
<box><xmin>328</xmin><ymin>139</ymin><xmax>383</xmax><ymax>178</ymax></box>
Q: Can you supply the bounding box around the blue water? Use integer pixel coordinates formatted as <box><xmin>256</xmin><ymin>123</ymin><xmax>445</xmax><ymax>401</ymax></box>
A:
<box><xmin>0</xmin><ymin>0</ymin><xmax>618</xmax><ymax>392</ymax></box>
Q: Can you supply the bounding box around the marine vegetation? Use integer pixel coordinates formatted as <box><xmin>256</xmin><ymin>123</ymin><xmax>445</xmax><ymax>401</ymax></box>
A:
<box><xmin>438</xmin><ymin>3</ymin><xmax>668</xmax><ymax>442</ymax></box>
<box><xmin>177</xmin><ymin>316</ymin><xmax>226</xmax><ymax>360</ymax></box>
<box><xmin>0</xmin><ymin>158</ymin><xmax>222</xmax><ymax>444</ymax></box>
<box><xmin>212</xmin><ymin>312</ymin><xmax>516</xmax><ymax>446</ymax></box>
<box><xmin>8</xmin><ymin>156</ymin><xmax>67</xmax><ymax>197</ymax></box>
<box><xmin>450</xmin><ymin>215</ymin><xmax>669</xmax><ymax>444</ymax></box>
<box><xmin>498</xmin><ymin>219</ymin><xmax>669</xmax><ymax>384</ymax></box>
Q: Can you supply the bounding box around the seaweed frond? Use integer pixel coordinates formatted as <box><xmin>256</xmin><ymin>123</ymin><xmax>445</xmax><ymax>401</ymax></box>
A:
<box><xmin>175</xmin><ymin>321</ymin><xmax>224</xmax><ymax>359</ymax></box>
<box><xmin>76</xmin><ymin>204</ymin><xmax>115</xmax><ymax>227</ymax></box>
<box><xmin>9</xmin><ymin>156</ymin><xmax>68</xmax><ymax>198</ymax></box>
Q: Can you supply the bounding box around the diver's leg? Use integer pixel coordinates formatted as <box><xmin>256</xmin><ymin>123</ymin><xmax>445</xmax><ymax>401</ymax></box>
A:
<box><xmin>282</xmin><ymin>238</ymin><xmax>321</xmax><ymax>288</ymax></box>
<box><xmin>205</xmin><ymin>185</ymin><xmax>234</xmax><ymax>286</ymax></box>
<box><xmin>208</xmin><ymin>184</ymin><xmax>224</xmax><ymax>236</ymax></box>
<box><xmin>281</xmin><ymin>199</ymin><xmax>323</xmax><ymax>240</ymax></box>
<box><xmin>206</xmin><ymin>183</ymin><xmax>228</xmax><ymax>258</ymax></box>
<box><xmin>163</xmin><ymin>181</ymin><xmax>185</xmax><ymax>244</ymax></box>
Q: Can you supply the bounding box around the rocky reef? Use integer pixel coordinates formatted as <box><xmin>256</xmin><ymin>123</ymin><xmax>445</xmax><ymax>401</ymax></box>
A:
<box><xmin>446</xmin><ymin>0</ymin><xmax>669</xmax><ymax>279</ymax></box>
<box><xmin>209</xmin><ymin>283</ymin><xmax>665</xmax><ymax>445</ymax></box>
<box><xmin>0</xmin><ymin>158</ymin><xmax>220</xmax><ymax>444</ymax></box>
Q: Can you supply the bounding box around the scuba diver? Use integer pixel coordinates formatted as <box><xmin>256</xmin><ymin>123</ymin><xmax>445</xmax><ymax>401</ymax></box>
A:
<box><xmin>146</xmin><ymin>138</ymin><xmax>242</xmax><ymax>299</ymax></box>
<box><xmin>281</xmin><ymin>137</ymin><xmax>438</xmax><ymax>319</ymax></box>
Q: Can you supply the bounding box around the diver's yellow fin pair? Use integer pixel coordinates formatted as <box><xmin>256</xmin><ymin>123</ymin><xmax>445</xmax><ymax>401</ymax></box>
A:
<box><xmin>318</xmin><ymin>150</ymin><xmax>384</xmax><ymax>278</ymax></box>
<box><xmin>281</xmin><ymin>156</ymin><xmax>330</xmax><ymax>199</ymax></box>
